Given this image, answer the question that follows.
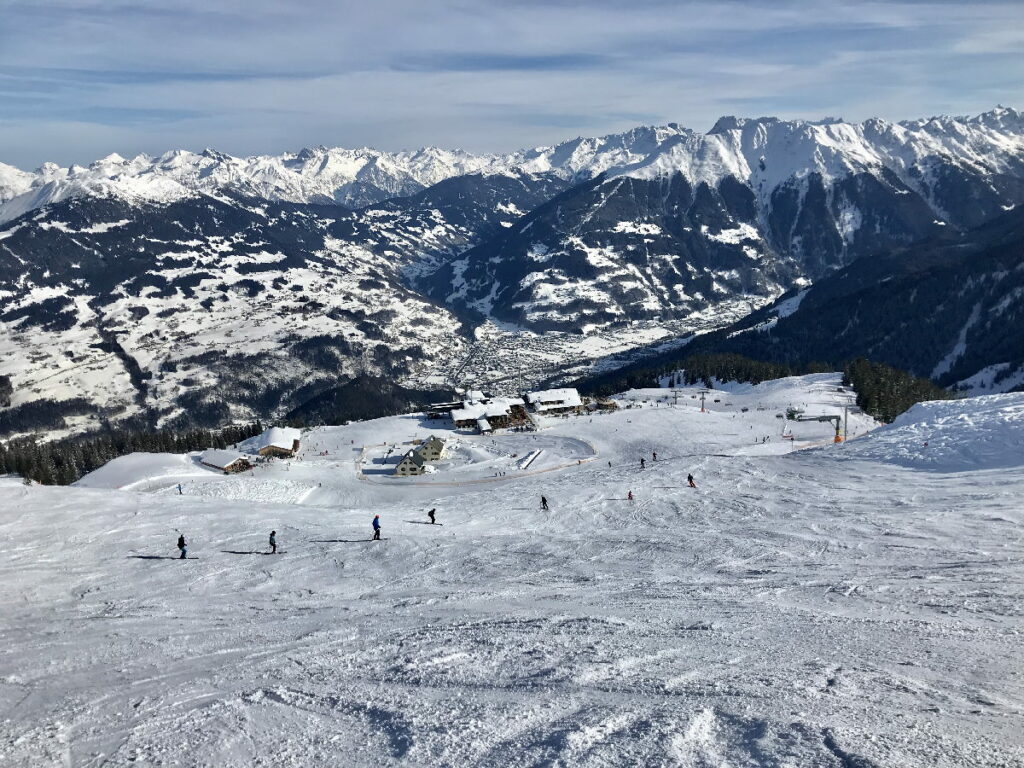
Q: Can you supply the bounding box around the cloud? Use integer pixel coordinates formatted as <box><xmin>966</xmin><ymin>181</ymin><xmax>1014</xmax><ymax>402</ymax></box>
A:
<box><xmin>0</xmin><ymin>0</ymin><xmax>1021</xmax><ymax>168</ymax></box>
<box><xmin>392</xmin><ymin>53</ymin><xmax>611</xmax><ymax>73</ymax></box>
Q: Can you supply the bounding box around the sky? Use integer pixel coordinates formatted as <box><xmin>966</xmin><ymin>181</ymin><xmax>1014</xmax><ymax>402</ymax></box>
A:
<box><xmin>0</xmin><ymin>0</ymin><xmax>1022</xmax><ymax>169</ymax></box>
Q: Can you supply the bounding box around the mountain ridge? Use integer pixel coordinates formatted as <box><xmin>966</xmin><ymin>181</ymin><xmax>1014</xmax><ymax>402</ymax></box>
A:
<box><xmin>4</xmin><ymin>107</ymin><xmax>1019</xmax><ymax>225</ymax></box>
<box><xmin>1</xmin><ymin>106</ymin><xmax>1023</xmax><ymax>438</ymax></box>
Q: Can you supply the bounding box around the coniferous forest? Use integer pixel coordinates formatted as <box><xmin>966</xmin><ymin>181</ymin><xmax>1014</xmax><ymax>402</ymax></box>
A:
<box><xmin>0</xmin><ymin>422</ymin><xmax>264</xmax><ymax>486</ymax></box>
<box><xmin>842</xmin><ymin>358</ymin><xmax>954</xmax><ymax>423</ymax></box>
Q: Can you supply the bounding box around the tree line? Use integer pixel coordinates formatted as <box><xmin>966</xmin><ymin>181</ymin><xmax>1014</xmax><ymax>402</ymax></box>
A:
<box><xmin>578</xmin><ymin>352</ymin><xmax>807</xmax><ymax>397</ymax></box>
<box><xmin>0</xmin><ymin>422</ymin><xmax>264</xmax><ymax>486</ymax></box>
<box><xmin>661</xmin><ymin>354</ymin><xmax>798</xmax><ymax>388</ymax></box>
<box><xmin>842</xmin><ymin>358</ymin><xmax>954</xmax><ymax>423</ymax></box>
<box><xmin>579</xmin><ymin>351</ymin><xmax>954</xmax><ymax>424</ymax></box>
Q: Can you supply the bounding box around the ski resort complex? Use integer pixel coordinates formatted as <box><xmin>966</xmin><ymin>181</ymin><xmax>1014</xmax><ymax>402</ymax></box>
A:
<box><xmin>2</xmin><ymin>375</ymin><xmax>1022</xmax><ymax>766</ymax></box>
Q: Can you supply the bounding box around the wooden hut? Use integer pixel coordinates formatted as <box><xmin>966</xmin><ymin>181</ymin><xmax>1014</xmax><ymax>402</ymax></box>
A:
<box><xmin>200</xmin><ymin>450</ymin><xmax>252</xmax><ymax>474</ymax></box>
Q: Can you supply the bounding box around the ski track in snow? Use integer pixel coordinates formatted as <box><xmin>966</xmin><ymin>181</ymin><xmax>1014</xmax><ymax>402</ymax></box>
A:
<box><xmin>1</xmin><ymin>375</ymin><xmax>1022</xmax><ymax>767</ymax></box>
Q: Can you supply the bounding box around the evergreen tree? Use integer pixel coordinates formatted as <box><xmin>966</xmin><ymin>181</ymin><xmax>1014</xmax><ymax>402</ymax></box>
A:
<box><xmin>843</xmin><ymin>358</ymin><xmax>953</xmax><ymax>422</ymax></box>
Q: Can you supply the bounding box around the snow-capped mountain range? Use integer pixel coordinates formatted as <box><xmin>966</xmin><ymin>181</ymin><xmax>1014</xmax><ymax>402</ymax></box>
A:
<box><xmin>1</xmin><ymin>107</ymin><xmax>1022</xmax><ymax>437</ymax></box>
<box><xmin>0</xmin><ymin>124</ymin><xmax>689</xmax><ymax>224</ymax></box>
<box><xmin>3</xmin><ymin>108</ymin><xmax>1022</xmax><ymax>225</ymax></box>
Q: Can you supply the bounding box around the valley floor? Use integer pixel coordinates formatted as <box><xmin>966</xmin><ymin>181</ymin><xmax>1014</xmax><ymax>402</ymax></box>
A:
<box><xmin>1</xmin><ymin>376</ymin><xmax>1021</xmax><ymax>766</ymax></box>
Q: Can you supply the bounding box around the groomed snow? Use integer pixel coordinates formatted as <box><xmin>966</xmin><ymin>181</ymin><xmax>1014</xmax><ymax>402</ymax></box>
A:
<box><xmin>2</xmin><ymin>375</ymin><xmax>1022</xmax><ymax>766</ymax></box>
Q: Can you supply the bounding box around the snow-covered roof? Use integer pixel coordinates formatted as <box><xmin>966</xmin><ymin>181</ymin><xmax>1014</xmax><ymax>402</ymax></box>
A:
<box><xmin>467</xmin><ymin>390</ymin><xmax>487</xmax><ymax>403</ymax></box>
<box><xmin>398</xmin><ymin>450</ymin><xmax>425</xmax><ymax>467</ymax></box>
<box><xmin>451</xmin><ymin>397</ymin><xmax>524</xmax><ymax>422</ymax></box>
<box><xmin>525</xmin><ymin>388</ymin><xmax>582</xmax><ymax>410</ymax></box>
<box><xmin>246</xmin><ymin>426</ymin><xmax>302</xmax><ymax>452</ymax></box>
<box><xmin>200</xmin><ymin>450</ymin><xmax>248</xmax><ymax>469</ymax></box>
<box><xmin>477</xmin><ymin>418</ymin><xmax>492</xmax><ymax>431</ymax></box>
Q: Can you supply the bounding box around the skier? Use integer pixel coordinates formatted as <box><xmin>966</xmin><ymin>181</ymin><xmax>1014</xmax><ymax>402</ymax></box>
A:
<box><xmin>652</xmin><ymin>451</ymin><xmax>657</xmax><ymax>462</ymax></box>
<box><xmin>177</xmin><ymin>483</ymin><xmax>183</xmax><ymax>495</ymax></box>
<box><xmin>427</xmin><ymin>508</ymin><xmax>436</xmax><ymax>525</ymax></box>
<box><xmin>541</xmin><ymin>496</ymin><xmax>549</xmax><ymax>511</ymax></box>
<box><xmin>687</xmin><ymin>473</ymin><xmax>697</xmax><ymax>488</ymax></box>
<box><xmin>177</xmin><ymin>533</ymin><xmax>187</xmax><ymax>559</ymax></box>
<box><xmin>640</xmin><ymin>457</ymin><xmax>646</xmax><ymax>470</ymax></box>
<box><xmin>269</xmin><ymin>530</ymin><xmax>277</xmax><ymax>554</ymax></box>
<box><xmin>627</xmin><ymin>490</ymin><xmax>634</xmax><ymax>502</ymax></box>
<box><xmin>372</xmin><ymin>515</ymin><xmax>381</xmax><ymax>541</ymax></box>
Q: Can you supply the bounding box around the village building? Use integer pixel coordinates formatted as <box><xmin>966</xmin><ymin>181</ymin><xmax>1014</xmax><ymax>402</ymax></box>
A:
<box><xmin>477</xmin><ymin>417</ymin><xmax>493</xmax><ymax>434</ymax></box>
<box><xmin>417</xmin><ymin>435</ymin><xmax>446</xmax><ymax>461</ymax></box>
<box><xmin>525</xmin><ymin>388</ymin><xmax>583</xmax><ymax>415</ymax></box>
<box><xmin>394</xmin><ymin>449</ymin><xmax>426</xmax><ymax>476</ymax></box>
<box><xmin>425</xmin><ymin>400</ymin><xmax>463</xmax><ymax>420</ymax></box>
<box><xmin>247</xmin><ymin>426</ymin><xmax>302</xmax><ymax>458</ymax></box>
<box><xmin>450</xmin><ymin>397</ymin><xmax>528</xmax><ymax>430</ymax></box>
<box><xmin>200</xmin><ymin>450</ymin><xmax>252</xmax><ymax>474</ymax></box>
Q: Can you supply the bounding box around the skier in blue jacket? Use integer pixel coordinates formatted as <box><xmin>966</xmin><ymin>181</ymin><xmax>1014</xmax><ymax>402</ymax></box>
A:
<box><xmin>372</xmin><ymin>515</ymin><xmax>381</xmax><ymax>540</ymax></box>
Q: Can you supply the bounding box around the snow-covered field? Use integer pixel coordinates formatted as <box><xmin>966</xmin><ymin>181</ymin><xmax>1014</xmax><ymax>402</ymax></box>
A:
<box><xmin>2</xmin><ymin>375</ymin><xmax>1022</xmax><ymax>766</ymax></box>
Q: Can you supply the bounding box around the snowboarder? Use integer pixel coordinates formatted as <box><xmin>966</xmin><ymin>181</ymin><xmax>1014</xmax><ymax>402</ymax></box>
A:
<box><xmin>269</xmin><ymin>530</ymin><xmax>277</xmax><ymax>554</ymax></box>
<box><xmin>541</xmin><ymin>496</ymin><xmax>549</xmax><ymax>511</ymax></box>
<box><xmin>687</xmin><ymin>474</ymin><xmax>696</xmax><ymax>488</ymax></box>
<box><xmin>372</xmin><ymin>515</ymin><xmax>381</xmax><ymax>540</ymax></box>
<box><xmin>177</xmin><ymin>483</ymin><xmax>183</xmax><ymax>495</ymax></box>
<box><xmin>640</xmin><ymin>457</ymin><xmax>646</xmax><ymax>470</ymax></box>
<box><xmin>428</xmin><ymin>508</ymin><xmax>436</xmax><ymax>525</ymax></box>
<box><xmin>627</xmin><ymin>490</ymin><xmax>634</xmax><ymax>502</ymax></box>
<box><xmin>177</xmin><ymin>533</ymin><xmax>187</xmax><ymax>559</ymax></box>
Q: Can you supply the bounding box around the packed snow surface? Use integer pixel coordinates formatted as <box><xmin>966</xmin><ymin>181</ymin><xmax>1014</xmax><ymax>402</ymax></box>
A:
<box><xmin>2</xmin><ymin>375</ymin><xmax>1022</xmax><ymax>766</ymax></box>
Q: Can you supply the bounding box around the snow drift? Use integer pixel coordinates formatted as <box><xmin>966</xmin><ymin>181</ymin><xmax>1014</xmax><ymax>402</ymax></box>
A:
<box><xmin>837</xmin><ymin>393</ymin><xmax>1024</xmax><ymax>471</ymax></box>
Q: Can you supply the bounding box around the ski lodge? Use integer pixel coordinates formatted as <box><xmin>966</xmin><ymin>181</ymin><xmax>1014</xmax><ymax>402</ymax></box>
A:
<box><xmin>393</xmin><ymin>436</ymin><xmax>446</xmax><ymax>476</ymax></box>
<box><xmin>248</xmin><ymin>426</ymin><xmax>302</xmax><ymax>458</ymax></box>
<box><xmin>525</xmin><ymin>388</ymin><xmax>583</xmax><ymax>415</ymax></box>
<box><xmin>200</xmin><ymin>450</ymin><xmax>252</xmax><ymax>474</ymax></box>
<box><xmin>425</xmin><ymin>400</ymin><xmax>464</xmax><ymax>419</ymax></box>
<box><xmin>450</xmin><ymin>396</ymin><xmax>527</xmax><ymax>430</ymax></box>
<box><xmin>417</xmin><ymin>435</ymin><xmax>447</xmax><ymax>461</ymax></box>
<box><xmin>394</xmin><ymin>449</ymin><xmax>426</xmax><ymax>476</ymax></box>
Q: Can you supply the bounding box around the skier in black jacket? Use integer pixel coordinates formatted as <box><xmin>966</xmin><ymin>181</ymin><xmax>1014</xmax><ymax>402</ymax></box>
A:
<box><xmin>177</xmin><ymin>534</ymin><xmax>187</xmax><ymax>559</ymax></box>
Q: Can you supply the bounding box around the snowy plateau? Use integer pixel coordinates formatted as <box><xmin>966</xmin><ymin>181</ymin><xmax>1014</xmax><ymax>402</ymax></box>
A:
<box><xmin>1</xmin><ymin>374</ymin><xmax>1023</xmax><ymax>766</ymax></box>
<box><xmin>1</xmin><ymin>107</ymin><xmax>1024</xmax><ymax>436</ymax></box>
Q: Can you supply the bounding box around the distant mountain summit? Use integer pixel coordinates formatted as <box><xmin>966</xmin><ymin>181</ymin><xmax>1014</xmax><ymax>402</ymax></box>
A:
<box><xmin>429</xmin><ymin>107</ymin><xmax>1024</xmax><ymax>331</ymax></box>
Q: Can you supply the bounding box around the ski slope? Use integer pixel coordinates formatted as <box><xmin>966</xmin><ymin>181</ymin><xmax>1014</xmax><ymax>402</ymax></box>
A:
<box><xmin>2</xmin><ymin>375</ymin><xmax>1022</xmax><ymax>766</ymax></box>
